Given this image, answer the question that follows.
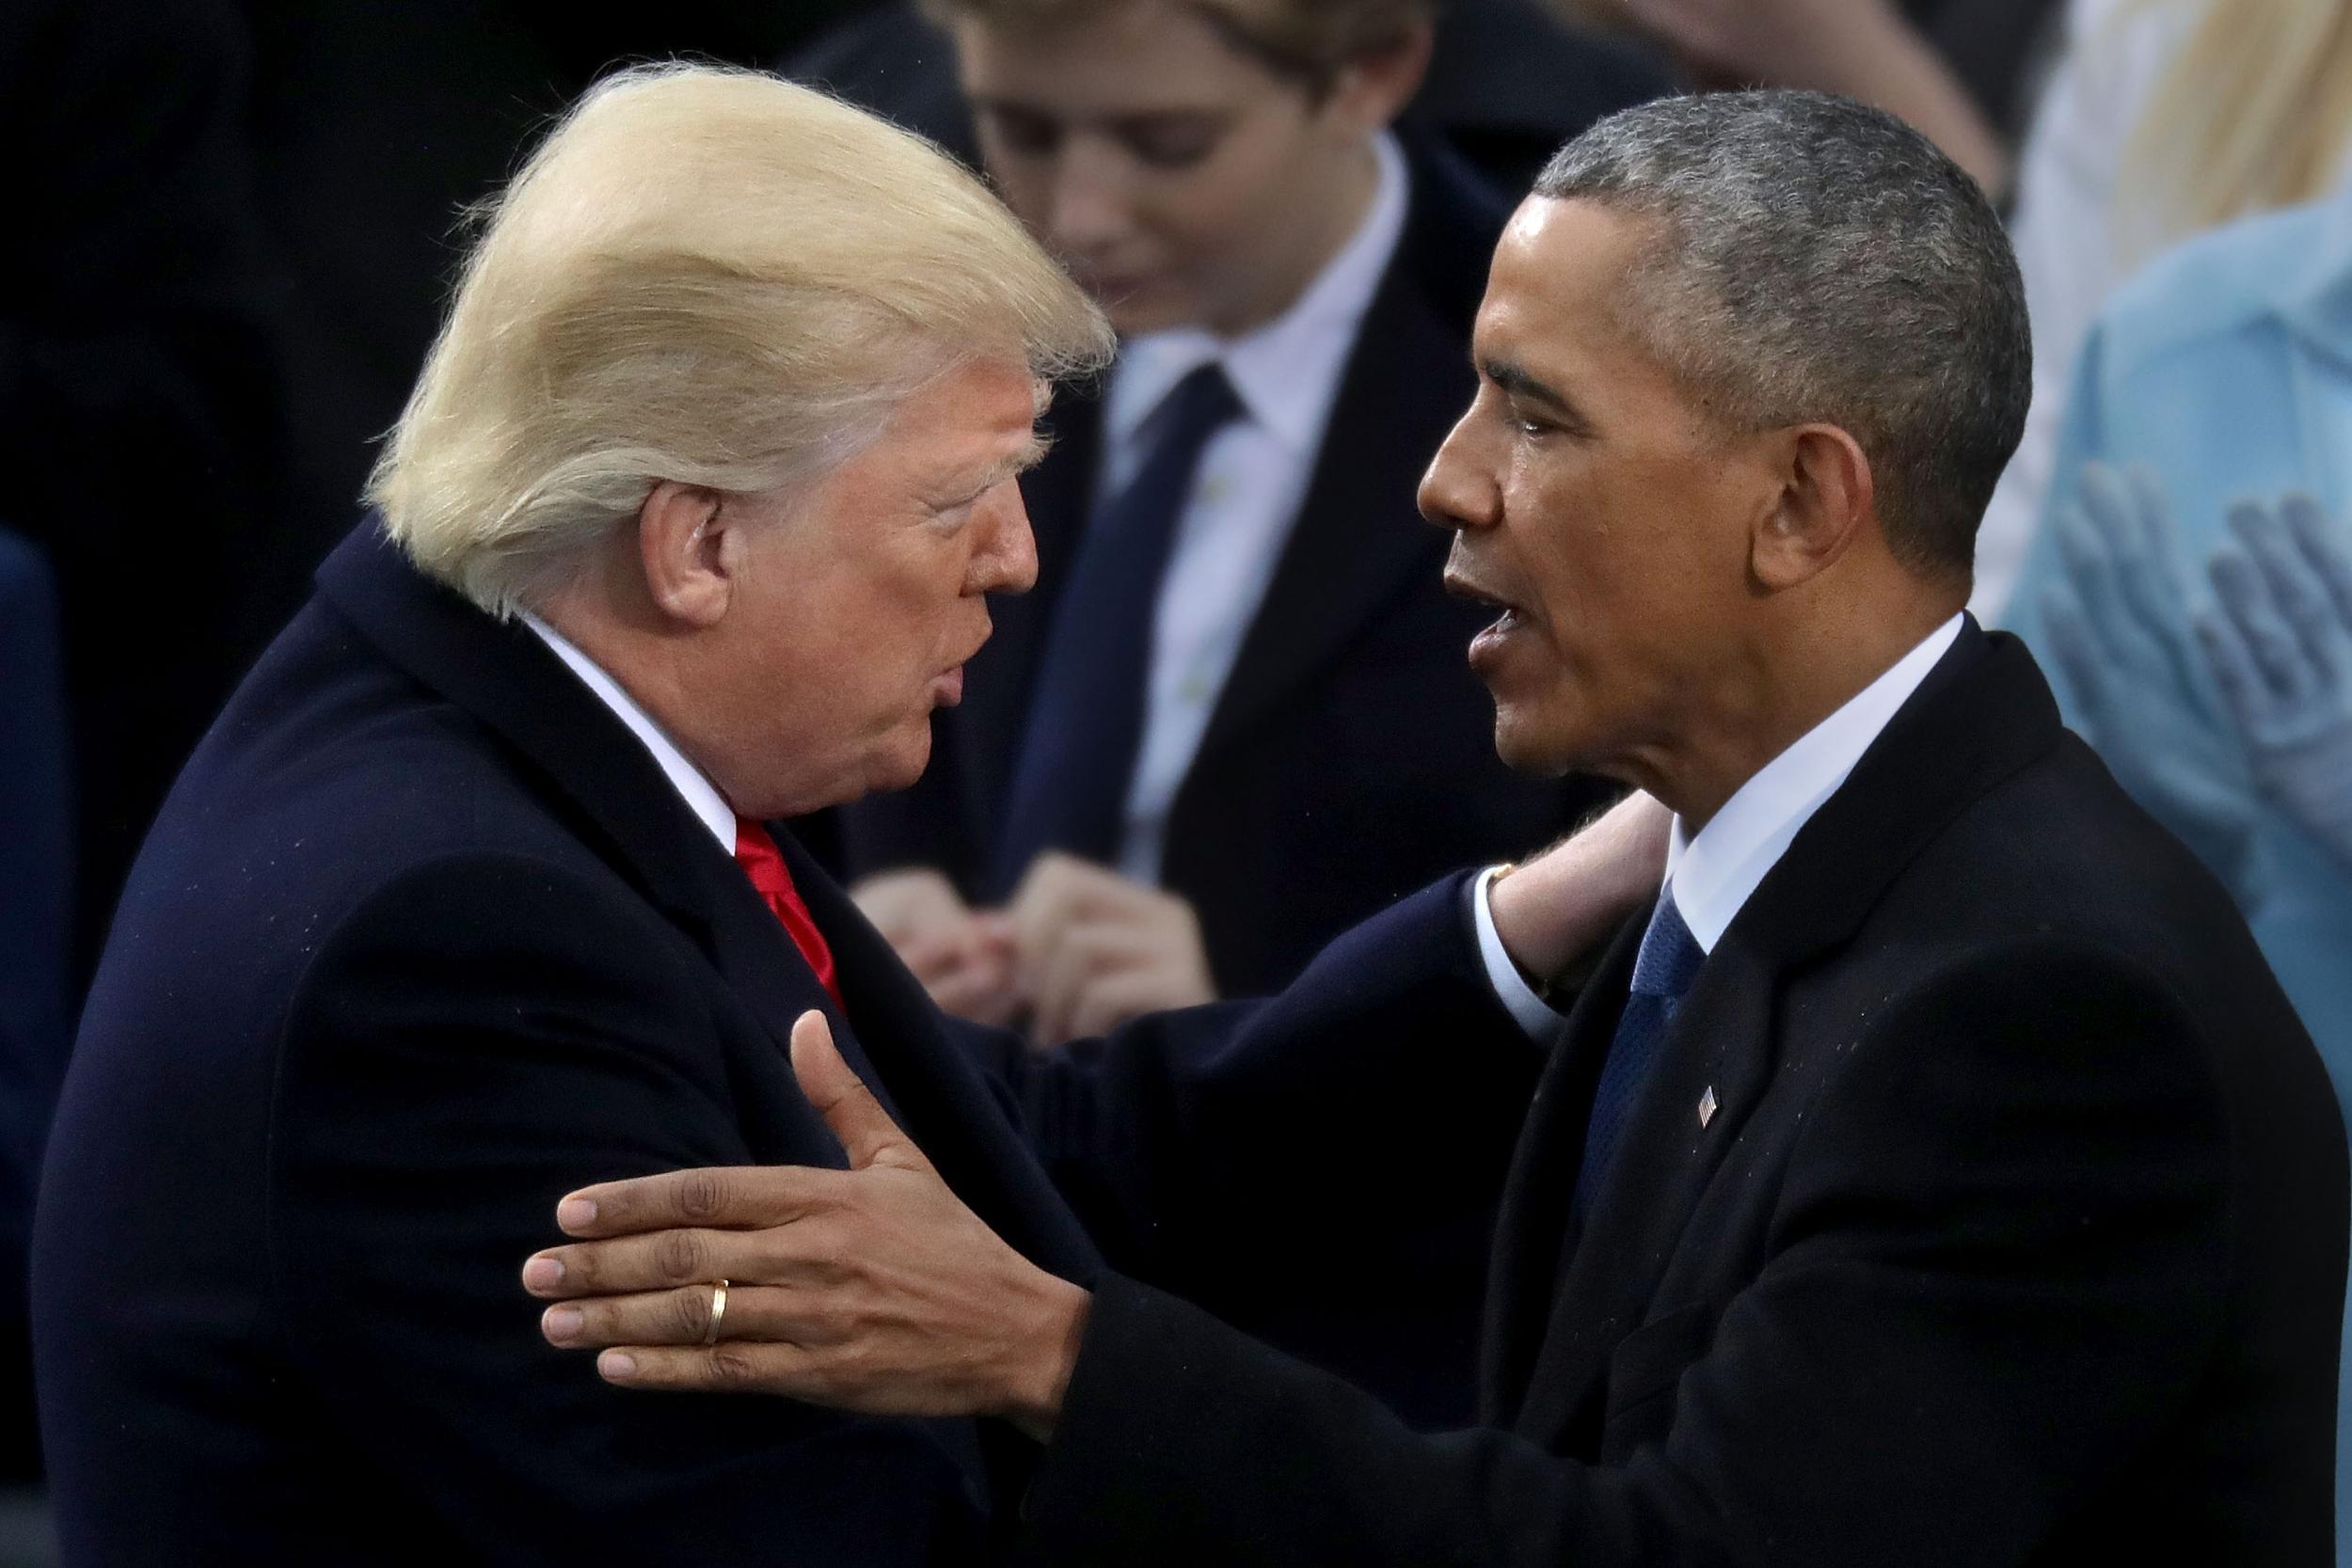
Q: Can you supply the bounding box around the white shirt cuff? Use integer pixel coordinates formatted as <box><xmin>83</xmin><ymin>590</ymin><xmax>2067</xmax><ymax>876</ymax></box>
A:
<box><xmin>1472</xmin><ymin>865</ymin><xmax>1570</xmax><ymax>1045</ymax></box>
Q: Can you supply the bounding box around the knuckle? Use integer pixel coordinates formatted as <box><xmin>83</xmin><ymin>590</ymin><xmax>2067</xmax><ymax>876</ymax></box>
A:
<box><xmin>706</xmin><ymin>1347</ymin><xmax>760</xmax><ymax>1388</ymax></box>
<box><xmin>654</xmin><ymin>1228</ymin><xmax>707</xmax><ymax>1283</ymax></box>
<box><xmin>668</xmin><ymin>1285</ymin><xmax>711</xmax><ymax>1342</ymax></box>
<box><xmin>675</xmin><ymin>1170</ymin><xmax>728</xmax><ymax>1223</ymax></box>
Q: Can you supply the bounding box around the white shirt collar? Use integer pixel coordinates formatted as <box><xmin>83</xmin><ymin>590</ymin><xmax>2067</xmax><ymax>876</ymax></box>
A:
<box><xmin>520</xmin><ymin>612</ymin><xmax>739</xmax><ymax>852</ymax></box>
<box><xmin>1104</xmin><ymin>130</ymin><xmax>1408</xmax><ymax>453</ymax></box>
<box><xmin>1664</xmin><ymin>615</ymin><xmax>1966</xmax><ymax>952</ymax></box>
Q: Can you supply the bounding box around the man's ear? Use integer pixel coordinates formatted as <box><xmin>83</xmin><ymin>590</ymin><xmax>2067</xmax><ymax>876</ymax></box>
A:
<box><xmin>1324</xmin><ymin>24</ymin><xmax>1433</xmax><ymax>135</ymax></box>
<box><xmin>1750</xmin><ymin>423</ymin><xmax>1875</xmax><ymax>593</ymax></box>
<box><xmin>636</xmin><ymin>482</ymin><xmax>734</xmax><ymax>628</ymax></box>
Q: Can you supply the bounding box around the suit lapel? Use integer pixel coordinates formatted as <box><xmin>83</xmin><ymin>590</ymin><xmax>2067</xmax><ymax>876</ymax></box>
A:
<box><xmin>1479</xmin><ymin>915</ymin><xmax>1639</xmax><ymax>1425</ymax></box>
<box><xmin>1185</xmin><ymin>164</ymin><xmax>1493</xmax><ymax>774</ymax></box>
<box><xmin>1511</xmin><ymin>933</ymin><xmax>1778</xmax><ymax>1443</ymax></box>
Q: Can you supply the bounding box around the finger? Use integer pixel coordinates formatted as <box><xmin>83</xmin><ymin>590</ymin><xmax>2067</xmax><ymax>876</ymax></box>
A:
<box><xmin>2195</xmin><ymin>606</ymin><xmax>2273</xmax><ymax>739</ymax></box>
<box><xmin>596</xmin><ymin>1341</ymin><xmax>812</xmax><ymax>1397</ymax></box>
<box><xmin>2085</xmin><ymin>466</ymin><xmax>2199</xmax><ymax>671</ymax></box>
<box><xmin>898</xmin><ymin>929</ymin><xmax>988</xmax><ymax>990</ymax></box>
<box><xmin>927</xmin><ymin>953</ymin><xmax>1022</xmax><ymax>1024</ymax></box>
<box><xmin>526</xmin><ymin>1215</ymin><xmax>830</xmax><ymax>1298</ymax></box>
<box><xmin>1065</xmin><ymin>966</ymin><xmax>1199</xmax><ymax>1042</ymax></box>
<box><xmin>2280</xmin><ymin>493</ymin><xmax>2352</xmax><ymax>639</ymax></box>
<box><xmin>1032</xmin><ymin>927</ymin><xmax>1142</xmax><ymax>1047</ymax></box>
<box><xmin>544</xmin><ymin>1281</ymin><xmax>821</xmax><ymax>1351</ymax></box>
<box><xmin>2228</xmin><ymin>499</ymin><xmax>2335</xmax><ymax>671</ymax></box>
<box><xmin>2039</xmin><ymin>586</ymin><xmax>2112</xmax><ymax>722</ymax></box>
<box><xmin>1006</xmin><ymin>854</ymin><xmax>1083</xmax><ymax>982</ymax></box>
<box><xmin>555</xmin><ymin>1164</ymin><xmax>833</xmax><ymax>1239</ymax></box>
<box><xmin>789</xmin><ymin>1010</ymin><xmax>931</xmax><ymax>1175</ymax></box>
<box><xmin>1011</xmin><ymin>853</ymin><xmax>1144</xmax><ymax>935</ymax></box>
<box><xmin>2052</xmin><ymin>501</ymin><xmax>2133</xmax><ymax>669</ymax></box>
<box><xmin>2209</xmin><ymin>546</ymin><xmax>2310</xmax><ymax>701</ymax></box>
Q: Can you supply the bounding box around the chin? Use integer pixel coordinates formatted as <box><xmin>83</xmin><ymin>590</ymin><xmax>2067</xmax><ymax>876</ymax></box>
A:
<box><xmin>1491</xmin><ymin>703</ymin><xmax>1586</xmax><ymax>780</ymax></box>
<box><xmin>864</xmin><ymin>722</ymin><xmax>935</xmax><ymax>798</ymax></box>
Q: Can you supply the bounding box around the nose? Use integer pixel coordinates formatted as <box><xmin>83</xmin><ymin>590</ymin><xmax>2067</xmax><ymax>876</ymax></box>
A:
<box><xmin>1046</xmin><ymin>138</ymin><xmax>1133</xmax><ymax>257</ymax></box>
<box><xmin>971</xmin><ymin>479</ymin><xmax>1040</xmax><ymax>596</ymax></box>
<box><xmin>1418</xmin><ymin>404</ymin><xmax>1501</xmax><ymax>535</ymax></box>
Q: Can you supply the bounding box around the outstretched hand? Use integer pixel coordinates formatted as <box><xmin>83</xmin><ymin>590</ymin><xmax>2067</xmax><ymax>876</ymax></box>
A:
<box><xmin>523</xmin><ymin>1011</ymin><xmax>1089</xmax><ymax>1440</ymax></box>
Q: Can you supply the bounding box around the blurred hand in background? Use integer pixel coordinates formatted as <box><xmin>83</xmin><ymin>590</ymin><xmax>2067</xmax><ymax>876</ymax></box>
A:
<box><xmin>2199</xmin><ymin>496</ymin><xmax>2352</xmax><ymax>877</ymax></box>
<box><xmin>2042</xmin><ymin>462</ymin><xmax>2268</xmax><ymax>907</ymax></box>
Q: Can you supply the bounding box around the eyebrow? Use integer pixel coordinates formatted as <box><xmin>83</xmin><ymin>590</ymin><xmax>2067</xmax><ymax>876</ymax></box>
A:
<box><xmin>969</xmin><ymin>96</ymin><xmax>1227</xmax><ymax>136</ymax></box>
<box><xmin>985</xmin><ymin>432</ymin><xmax>1054</xmax><ymax>487</ymax></box>
<box><xmin>1481</xmin><ymin>357</ymin><xmax>1581</xmax><ymax>418</ymax></box>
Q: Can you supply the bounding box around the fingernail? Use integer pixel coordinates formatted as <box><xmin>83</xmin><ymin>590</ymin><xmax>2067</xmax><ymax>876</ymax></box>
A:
<box><xmin>599</xmin><ymin>1351</ymin><xmax>636</xmax><ymax>1380</ymax></box>
<box><xmin>522</xmin><ymin>1256</ymin><xmax>564</xmax><ymax>1292</ymax></box>
<box><xmin>557</xmin><ymin>1197</ymin><xmax>596</xmax><ymax>1229</ymax></box>
<box><xmin>543</xmin><ymin>1306</ymin><xmax>583</xmax><ymax>1342</ymax></box>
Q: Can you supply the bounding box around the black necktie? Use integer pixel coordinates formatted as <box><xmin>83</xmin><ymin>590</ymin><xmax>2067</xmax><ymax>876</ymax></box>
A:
<box><xmin>1572</xmin><ymin>892</ymin><xmax>1706</xmax><ymax>1222</ymax></box>
<box><xmin>988</xmin><ymin>363</ymin><xmax>1244</xmax><ymax>897</ymax></box>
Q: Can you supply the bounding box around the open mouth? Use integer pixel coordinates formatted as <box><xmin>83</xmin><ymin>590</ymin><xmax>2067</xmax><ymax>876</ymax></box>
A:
<box><xmin>1446</xmin><ymin>573</ymin><xmax>1526</xmax><ymax>631</ymax></box>
<box><xmin>1446</xmin><ymin>572</ymin><xmax>1535</xmax><ymax>672</ymax></box>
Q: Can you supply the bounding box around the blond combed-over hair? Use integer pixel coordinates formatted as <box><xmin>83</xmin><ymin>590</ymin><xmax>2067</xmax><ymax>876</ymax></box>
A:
<box><xmin>367</xmin><ymin>63</ymin><xmax>1114</xmax><ymax>616</ymax></box>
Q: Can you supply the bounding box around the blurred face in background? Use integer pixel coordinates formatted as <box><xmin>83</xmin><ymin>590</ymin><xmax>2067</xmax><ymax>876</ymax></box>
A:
<box><xmin>949</xmin><ymin>0</ymin><xmax>1426</xmax><ymax>338</ymax></box>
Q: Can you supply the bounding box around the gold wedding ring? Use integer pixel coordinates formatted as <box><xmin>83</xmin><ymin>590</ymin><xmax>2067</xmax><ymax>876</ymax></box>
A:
<box><xmin>703</xmin><ymin>1278</ymin><xmax>731</xmax><ymax>1346</ymax></box>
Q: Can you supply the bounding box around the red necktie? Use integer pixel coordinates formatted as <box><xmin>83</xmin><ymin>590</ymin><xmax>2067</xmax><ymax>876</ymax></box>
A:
<box><xmin>733</xmin><ymin>816</ymin><xmax>844</xmax><ymax>1009</ymax></box>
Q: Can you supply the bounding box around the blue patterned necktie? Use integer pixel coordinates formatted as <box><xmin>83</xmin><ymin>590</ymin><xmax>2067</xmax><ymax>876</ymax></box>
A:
<box><xmin>987</xmin><ymin>362</ymin><xmax>1244</xmax><ymax>898</ymax></box>
<box><xmin>1571</xmin><ymin>892</ymin><xmax>1707</xmax><ymax>1222</ymax></box>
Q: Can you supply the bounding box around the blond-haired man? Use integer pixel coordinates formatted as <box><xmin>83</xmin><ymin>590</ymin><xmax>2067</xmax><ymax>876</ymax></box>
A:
<box><xmin>38</xmin><ymin>65</ymin><xmax>1116</xmax><ymax>1561</ymax></box>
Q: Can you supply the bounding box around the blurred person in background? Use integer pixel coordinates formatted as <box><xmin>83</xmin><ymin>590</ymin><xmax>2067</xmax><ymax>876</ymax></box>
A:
<box><xmin>787</xmin><ymin>0</ymin><xmax>1672</xmax><ymax>198</ymax></box>
<box><xmin>834</xmin><ymin>1</ymin><xmax>1612</xmax><ymax>1056</ymax></box>
<box><xmin>1542</xmin><ymin>0</ymin><xmax>2050</xmax><ymax>198</ymax></box>
<box><xmin>1995</xmin><ymin>175</ymin><xmax>2352</xmax><ymax>1533</ymax></box>
<box><xmin>1975</xmin><ymin>0</ymin><xmax>2352</xmax><ymax>615</ymax></box>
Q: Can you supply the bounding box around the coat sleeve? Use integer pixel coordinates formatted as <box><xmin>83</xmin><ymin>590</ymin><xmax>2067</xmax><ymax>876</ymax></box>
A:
<box><xmin>1009</xmin><ymin>940</ymin><xmax>2238</xmax><ymax>1567</ymax></box>
<box><xmin>957</xmin><ymin>875</ymin><xmax>1546</xmax><ymax>1426</ymax></box>
<box><xmin>267</xmin><ymin>851</ymin><xmax>1000</xmax><ymax>1564</ymax></box>
<box><xmin>962</xmin><ymin>877</ymin><xmax>1540</xmax><ymax>1287</ymax></box>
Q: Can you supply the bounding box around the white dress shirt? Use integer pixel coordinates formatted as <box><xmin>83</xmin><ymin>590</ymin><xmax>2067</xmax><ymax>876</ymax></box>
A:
<box><xmin>521</xmin><ymin>612</ymin><xmax>737</xmax><ymax>852</ymax></box>
<box><xmin>1101</xmin><ymin>131</ymin><xmax>1409</xmax><ymax>883</ymax></box>
<box><xmin>1476</xmin><ymin>615</ymin><xmax>1967</xmax><ymax>1039</ymax></box>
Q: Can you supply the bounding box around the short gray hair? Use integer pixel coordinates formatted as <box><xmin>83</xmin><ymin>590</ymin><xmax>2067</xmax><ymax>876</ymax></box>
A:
<box><xmin>1535</xmin><ymin>90</ymin><xmax>2029</xmax><ymax>578</ymax></box>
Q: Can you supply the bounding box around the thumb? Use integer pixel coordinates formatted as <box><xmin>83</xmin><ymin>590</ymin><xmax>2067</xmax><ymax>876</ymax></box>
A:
<box><xmin>788</xmin><ymin>1009</ymin><xmax>930</xmax><ymax>1174</ymax></box>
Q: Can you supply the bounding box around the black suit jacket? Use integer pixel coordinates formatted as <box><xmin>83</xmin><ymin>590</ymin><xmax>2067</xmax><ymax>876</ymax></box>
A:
<box><xmin>837</xmin><ymin>141</ymin><xmax>1609</xmax><ymax>999</ymax></box>
<box><xmin>1008</xmin><ymin>625</ymin><xmax>2350</xmax><ymax>1565</ymax></box>
<box><xmin>31</xmin><ymin>524</ymin><xmax>1539</xmax><ymax>1562</ymax></box>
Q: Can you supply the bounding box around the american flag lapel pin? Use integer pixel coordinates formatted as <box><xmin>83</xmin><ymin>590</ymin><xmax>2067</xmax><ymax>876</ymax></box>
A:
<box><xmin>1698</xmin><ymin>1085</ymin><xmax>1719</xmax><ymax>1129</ymax></box>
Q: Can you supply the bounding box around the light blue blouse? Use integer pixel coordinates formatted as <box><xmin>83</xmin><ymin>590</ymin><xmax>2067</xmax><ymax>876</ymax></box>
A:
<box><xmin>2003</xmin><ymin>188</ymin><xmax>2352</xmax><ymax>1124</ymax></box>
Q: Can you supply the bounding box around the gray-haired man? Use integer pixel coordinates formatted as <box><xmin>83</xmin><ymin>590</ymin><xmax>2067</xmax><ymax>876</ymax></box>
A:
<box><xmin>529</xmin><ymin>91</ymin><xmax>2346</xmax><ymax>1564</ymax></box>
